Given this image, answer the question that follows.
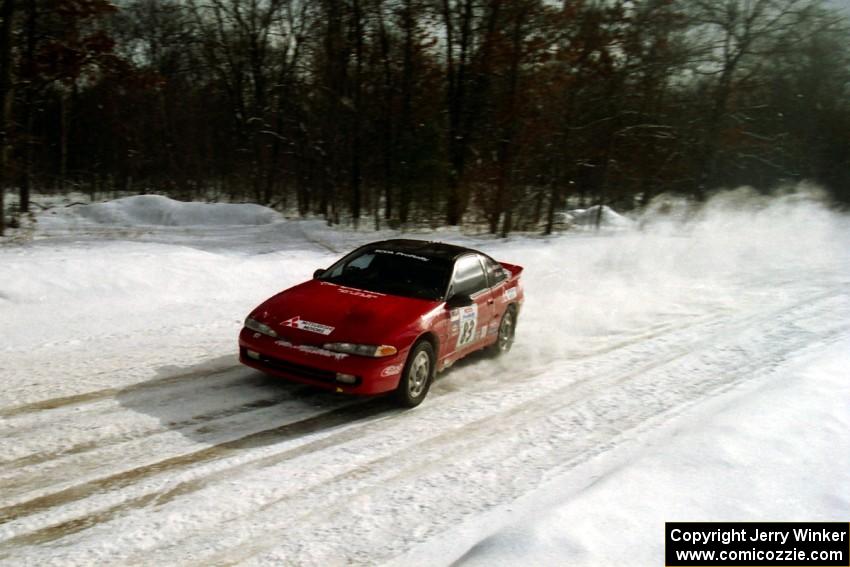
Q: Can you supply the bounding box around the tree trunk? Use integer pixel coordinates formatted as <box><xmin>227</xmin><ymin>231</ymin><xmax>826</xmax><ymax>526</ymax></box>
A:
<box><xmin>350</xmin><ymin>0</ymin><xmax>363</xmax><ymax>227</ymax></box>
<box><xmin>442</xmin><ymin>0</ymin><xmax>472</xmax><ymax>226</ymax></box>
<box><xmin>377</xmin><ymin>1</ymin><xmax>398</xmax><ymax>223</ymax></box>
<box><xmin>544</xmin><ymin>181</ymin><xmax>559</xmax><ymax>236</ymax></box>
<box><xmin>18</xmin><ymin>0</ymin><xmax>37</xmax><ymax>214</ymax></box>
<box><xmin>0</xmin><ymin>0</ymin><xmax>14</xmax><ymax>236</ymax></box>
<box><xmin>58</xmin><ymin>88</ymin><xmax>70</xmax><ymax>192</ymax></box>
<box><xmin>498</xmin><ymin>3</ymin><xmax>525</xmax><ymax>239</ymax></box>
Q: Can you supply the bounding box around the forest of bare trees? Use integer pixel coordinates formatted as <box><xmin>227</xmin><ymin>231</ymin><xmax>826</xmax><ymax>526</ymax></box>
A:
<box><xmin>0</xmin><ymin>0</ymin><xmax>848</xmax><ymax>235</ymax></box>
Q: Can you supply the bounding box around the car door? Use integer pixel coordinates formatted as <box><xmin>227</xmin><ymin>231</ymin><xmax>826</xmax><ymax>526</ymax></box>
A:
<box><xmin>480</xmin><ymin>254</ymin><xmax>510</xmax><ymax>345</ymax></box>
<box><xmin>446</xmin><ymin>254</ymin><xmax>497</xmax><ymax>359</ymax></box>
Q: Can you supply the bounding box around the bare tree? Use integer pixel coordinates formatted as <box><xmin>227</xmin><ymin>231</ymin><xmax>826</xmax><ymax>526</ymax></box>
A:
<box><xmin>687</xmin><ymin>0</ymin><xmax>820</xmax><ymax>196</ymax></box>
<box><xmin>0</xmin><ymin>0</ymin><xmax>14</xmax><ymax>236</ymax></box>
<box><xmin>441</xmin><ymin>0</ymin><xmax>503</xmax><ymax>225</ymax></box>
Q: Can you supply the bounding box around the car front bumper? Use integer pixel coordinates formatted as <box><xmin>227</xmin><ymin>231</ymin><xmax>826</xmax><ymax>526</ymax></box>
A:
<box><xmin>238</xmin><ymin>327</ymin><xmax>406</xmax><ymax>395</ymax></box>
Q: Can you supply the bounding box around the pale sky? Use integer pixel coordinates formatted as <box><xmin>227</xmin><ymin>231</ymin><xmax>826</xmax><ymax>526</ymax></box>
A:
<box><xmin>827</xmin><ymin>0</ymin><xmax>850</xmax><ymax>14</ymax></box>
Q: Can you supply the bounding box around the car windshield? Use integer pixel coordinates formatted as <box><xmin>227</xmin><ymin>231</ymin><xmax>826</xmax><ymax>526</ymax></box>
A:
<box><xmin>319</xmin><ymin>247</ymin><xmax>453</xmax><ymax>301</ymax></box>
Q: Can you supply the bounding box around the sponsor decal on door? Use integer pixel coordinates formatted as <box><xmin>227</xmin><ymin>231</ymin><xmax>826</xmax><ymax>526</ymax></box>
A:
<box><xmin>455</xmin><ymin>305</ymin><xmax>478</xmax><ymax>348</ymax></box>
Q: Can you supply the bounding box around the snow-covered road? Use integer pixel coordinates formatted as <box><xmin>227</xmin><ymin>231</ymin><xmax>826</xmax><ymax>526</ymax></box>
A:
<box><xmin>1</xmin><ymin>191</ymin><xmax>848</xmax><ymax>565</ymax></box>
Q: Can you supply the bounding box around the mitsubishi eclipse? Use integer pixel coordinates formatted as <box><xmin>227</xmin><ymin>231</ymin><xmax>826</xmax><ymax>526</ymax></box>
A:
<box><xmin>239</xmin><ymin>239</ymin><xmax>524</xmax><ymax>407</ymax></box>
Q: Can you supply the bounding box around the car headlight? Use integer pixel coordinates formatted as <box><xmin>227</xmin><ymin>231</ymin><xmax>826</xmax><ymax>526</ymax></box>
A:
<box><xmin>323</xmin><ymin>342</ymin><xmax>397</xmax><ymax>357</ymax></box>
<box><xmin>245</xmin><ymin>317</ymin><xmax>278</xmax><ymax>338</ymax></box>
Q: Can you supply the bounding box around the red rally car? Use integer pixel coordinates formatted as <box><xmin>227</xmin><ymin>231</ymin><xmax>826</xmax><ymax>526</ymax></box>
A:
<box><xmin>239</xmin><ymin>239</ymin><xmax>524</xmax><ymax>407</ymax></box>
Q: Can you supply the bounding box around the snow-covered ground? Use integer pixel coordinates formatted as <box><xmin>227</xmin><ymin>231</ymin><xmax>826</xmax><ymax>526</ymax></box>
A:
<box><xmin>405</xmin><ymin>337</ymin><xmax>850</xmax><ymax>567</ymax></box>
<box><xmin>1</xmin><ymin>189</ymin><xmax>848</xmax><ymax>565</ymax></box>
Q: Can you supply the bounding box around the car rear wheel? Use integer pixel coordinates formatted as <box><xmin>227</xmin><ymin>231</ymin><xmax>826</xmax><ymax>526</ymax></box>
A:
<box><xmin>394</xmin><ymin>340</ymin><xmax>435</xmax><ymax>408</ymax></box>
<box><xmin>489</xmin><ymin>306</ymin><xmax>517</xmax><ymax>356</ymax></box>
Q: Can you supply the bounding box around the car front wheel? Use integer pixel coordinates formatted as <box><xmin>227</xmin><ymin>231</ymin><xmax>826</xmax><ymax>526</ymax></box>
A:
<box><xmin>394</xmin><ymin>339</ymin><xmax>435</xmax><ymax>408</ymax></box>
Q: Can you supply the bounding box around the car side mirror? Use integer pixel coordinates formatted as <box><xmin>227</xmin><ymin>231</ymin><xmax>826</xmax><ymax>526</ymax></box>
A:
<box><xmin>446</xmin><ymin>294</ymin><xmax>473</xmax><ymax>309</ymax></box>
<box><xmin>313</xmin><ymin>268</ymin><xmax>325</xmax><ymax>279</ymax></box>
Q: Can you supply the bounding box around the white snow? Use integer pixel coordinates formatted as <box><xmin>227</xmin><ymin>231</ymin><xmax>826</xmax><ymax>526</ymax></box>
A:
<box><xmin>65</xmin><ymin>194</ymin><xmax>281</xmax><ymax>227</ymax></box>
<box><xmin>407</xmin><ymin>338</ymin><xmax>850</xmax><ymax>566</ymax></box>
<box><xmin>0</xmin><ymin>187</ymin><xmax>848</xmax><ymax>565</ymax></box>
<box><xmin>556</xmin><ymin>204</ymin><xmax>634</xmax><ymax>229</ymax></box>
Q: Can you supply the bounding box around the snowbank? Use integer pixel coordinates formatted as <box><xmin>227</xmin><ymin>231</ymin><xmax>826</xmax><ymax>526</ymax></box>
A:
<box><xmin>71</xmin><ymin>195</ymin><xmax>280</xmax><ymax>227</ymax></box>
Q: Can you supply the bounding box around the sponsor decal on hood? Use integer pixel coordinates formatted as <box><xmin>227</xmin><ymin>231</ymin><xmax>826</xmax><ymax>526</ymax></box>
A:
<box><xmin>281</xmin><ymin>316</ymin><xmax>335</xmax><ymax>336</ymax></box>
<box><xmin>319</xmin><ymin>282</ymin><xmax>384</xmax><ymax>299</ymax></box>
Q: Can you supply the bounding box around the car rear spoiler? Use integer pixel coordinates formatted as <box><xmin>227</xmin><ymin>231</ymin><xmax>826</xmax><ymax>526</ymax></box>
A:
<box><xmin>500</xmin><ymin>262</ymin><xmax>523</xmax><ymax>280</ymax></box>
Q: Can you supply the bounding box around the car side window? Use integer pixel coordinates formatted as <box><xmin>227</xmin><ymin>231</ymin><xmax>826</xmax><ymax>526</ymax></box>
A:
<box><xmin>324</xmin><ymin>250</ymin><xmax>375</xmax><ymax>279</ymax></box>
<box><xmin>451</xmin><ymin>255</ymin><xmax>488</xmax><ymax>297</ymax></box>
<box><xmin>483</xmin><ymin>256</ymin><xmax>507</xmax><ymax>287</ymax></box>
<box><xmin>347</xmin><ymin>252</ymin><xmax>375</xmax><ymax>271</ymax></box>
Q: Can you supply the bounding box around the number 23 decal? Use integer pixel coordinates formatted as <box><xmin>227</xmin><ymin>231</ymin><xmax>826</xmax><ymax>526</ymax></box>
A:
<box><xmin>455</xmin><ymin>305</ymin><xmax>478</xmax><ymax>348</ymax></box>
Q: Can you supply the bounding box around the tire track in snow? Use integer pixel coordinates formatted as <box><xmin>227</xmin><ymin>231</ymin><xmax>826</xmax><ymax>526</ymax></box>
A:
<box><xmin>0</xmin><ymin>309</ymin><xmax>733</xmax><ymax>546</ymax></box>
<box><xmin>0</xmin><ymin>310</ymin><xmax>725</xmax><ymax>504</ymax></box>
<box><xmin>1</xmin><ymin>290</ymin><xmax>843</xmax><ymax>562</ymax></box>
<box><xmin>200</xmin><ymin>294</ymin><xmax>850</xmax><ymax>566</ymax></box>
<box><xmin>0</xmin><ymin>364</ymin><xmax>330</xmax><ymax>477</ymax></box>
<box><xmin>0</xmin><ymin>365</ymin><xmax>258</xmax><ymax>451</ymax></box>
<box><xmin>0</xmin><ymin>390</ymin><xmax>296</xmax><ymax>473</ymax></box>
<box><xmin>0</xmin><ymin>400</ymin><xmax>389</xmax><ymax>530</ymax></box>
<box><xmin>153</xmin><ymin>293</ymin><xmax>850</xmax><ymax>565</ymax></box>
<box><xmin>0</xmin><ymin>360</ymin><xmax>240</xmax><ymax>420</ymax></box>
<box><xmin>0</xmin><ymin>402</ymin><xmax>402</xmax><ymax>553</ymax></box>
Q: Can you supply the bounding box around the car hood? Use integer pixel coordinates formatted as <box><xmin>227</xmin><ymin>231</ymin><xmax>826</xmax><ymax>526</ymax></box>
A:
<box><xmin>250</xmin><ymin>279</ymin><xmax>440</xmax><ymax>345</ymax></box>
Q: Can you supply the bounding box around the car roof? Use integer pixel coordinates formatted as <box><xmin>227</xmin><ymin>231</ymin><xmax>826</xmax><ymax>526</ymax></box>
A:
<box><xmin>364</xmin><ymin>239</ymin><xmax>481</xmax><ymax>262</ymax></box>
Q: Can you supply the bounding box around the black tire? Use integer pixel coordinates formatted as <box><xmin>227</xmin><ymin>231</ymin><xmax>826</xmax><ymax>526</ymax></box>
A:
<box><xmin>393</xmin><ymin>339</ymin><xmax>435</xmax><ymax>408</ymax></box>
<box><xmin>488</xmin><ymin>305</ymin><xmax>517</xmax><ymax>357</ymax></box>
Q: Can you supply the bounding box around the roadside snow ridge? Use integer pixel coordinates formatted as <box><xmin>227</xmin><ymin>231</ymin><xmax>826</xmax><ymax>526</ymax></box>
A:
<box><xmin>73</xmin><ymin>195</ymin><xmax>280</xmax><ymax>227</ymax></box>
